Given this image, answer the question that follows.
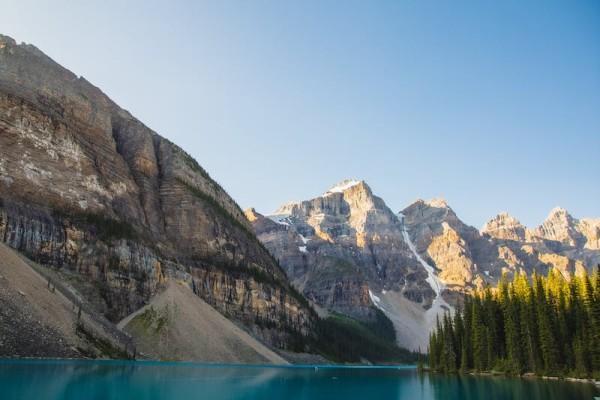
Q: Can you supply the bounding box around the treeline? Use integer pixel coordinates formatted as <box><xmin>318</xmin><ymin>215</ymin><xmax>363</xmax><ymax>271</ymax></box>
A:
<box><xmin>428</xmin><ymin>268</ymin><xmax>600</xmax><ymax>379</ymax></box>
<box><xmin>315</xmin><ymin>309</ymin><xmax>418</xmax><ymax>363</ymax></box>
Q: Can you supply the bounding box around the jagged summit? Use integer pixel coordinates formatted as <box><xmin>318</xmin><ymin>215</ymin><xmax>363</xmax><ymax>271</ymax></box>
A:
<box><xmin>424</xmin><ymin>198</ymin><xmax>449</xmax><ymax>209</ymax></box>
<box><xmin>271</xmin><ymin>180</ymin><xmax>370</xmax><ymax>215</ymax></box>
<box><xmin>481</xmin><ymin>212</ymin><xmax>527</xmax><ymax>241</ymax></box>
<box><xmin>0</xmin><ymin>34</ymin><xmax>15</xmax><ymax>46</ymax></box>
<box><xmin>545</xmin><ymin>206</ymin><xmax>572</xmax><ymax>222</ymax></box>
<box><xmin>272</xmin><ymin>200</ymin><xmax>300</xmax><ymax>216</ymax></box>
<box><xmin>323</xmin><ymin>179</ymin><xmax>363</xmax><ymax>196</ymax></box>
<box><xmin>404</xmin><ymin>198</ymin><xmax>451</xmax><ymax>211</ymax></box>
<box><xmin>534</xmin><ymin>206</ymin><xmax>585</xmax><ymax>247</ymax></box>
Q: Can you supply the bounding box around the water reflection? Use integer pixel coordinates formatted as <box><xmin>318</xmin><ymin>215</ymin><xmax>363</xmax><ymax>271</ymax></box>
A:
<box><xmin>0</xmin><ymin>360</ymin><xmax>597</xmax><ymax>400</ymax></box>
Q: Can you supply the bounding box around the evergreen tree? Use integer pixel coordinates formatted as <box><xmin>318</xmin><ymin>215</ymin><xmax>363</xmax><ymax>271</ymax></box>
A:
<box><xmin>534</xmin><ymin>274</ymin><xmax>560</xmax><ymax>374</ymax></box>
<box><xmin>427</xmin><ymin>267</ymin><xmax>599</xmax><ymax>379</ymax></box>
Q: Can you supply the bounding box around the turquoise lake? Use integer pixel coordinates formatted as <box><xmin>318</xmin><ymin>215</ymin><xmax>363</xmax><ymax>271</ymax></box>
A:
<box><xmin>0</xmin><ymin>360</ymin><xmax>598</xmax><ymax>399</ymax></box>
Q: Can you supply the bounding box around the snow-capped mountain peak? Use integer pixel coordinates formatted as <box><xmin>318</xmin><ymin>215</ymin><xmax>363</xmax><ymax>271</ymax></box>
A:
<box><xmin>323</xmin><ymin>179</ymin><xmax>362</xmax><ymax>196</ymax></box>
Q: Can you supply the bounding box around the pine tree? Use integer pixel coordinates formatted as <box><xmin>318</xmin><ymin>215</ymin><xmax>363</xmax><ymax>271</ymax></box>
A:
<box><xmin>590</xmin><ymin>267</ymin><xmax>600</xmax><ymax>372</ymax></box>
<box><xmin>459</xmin><ymin>337</ymin><xmax>469</xmax><ymax>373</ymax></box>
<box><xmin>534</xmin><ymin>275</ymin><xmax>560</xmax><ymax>375</ymax></box>
<box><xmin>471</xmin><ymin>295</ymin><xmax>486</xmax><ymax>371</ymax></box>
<box><xmin>453</xmin><ymin>306</ymin><xmax>464</xmax><ymax>372</ymax></box>
<box><xmin>503</xmin><ymin>283</ymin><xmax>523</xmax><ymax>374</ymax></box>
<box><xmin>427</xmin><ymin>267</ymin><xmax>599</xmax><ymax>379</ymax></box>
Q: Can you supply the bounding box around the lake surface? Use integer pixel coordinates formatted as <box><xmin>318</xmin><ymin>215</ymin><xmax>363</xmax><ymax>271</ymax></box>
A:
<box><xmin>0</xmin><ymin>359</ymin><xmax>598</xmax><ymax>400</ymax></box>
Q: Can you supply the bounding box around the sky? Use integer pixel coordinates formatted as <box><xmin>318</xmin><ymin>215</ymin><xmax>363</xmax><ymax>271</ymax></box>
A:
<box><xmin>1</xmin><ymin>0</ymin><xmax>599</xmax><ymax>228</ymax></box>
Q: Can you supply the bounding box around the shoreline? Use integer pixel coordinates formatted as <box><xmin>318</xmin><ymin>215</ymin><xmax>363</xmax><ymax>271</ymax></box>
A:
<box><xmin>0</xmin><ymin>357</ymin><xmax>417</xmax><ymax>370</ymax></box>
<box><xmin>421</xmin><ymin>368</ymin><xmax>600</xmax><ymax>387</ymax></box>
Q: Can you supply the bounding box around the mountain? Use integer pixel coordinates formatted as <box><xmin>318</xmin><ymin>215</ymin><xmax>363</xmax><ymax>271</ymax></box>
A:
<box><xmin>0</xmin><ymin>34</ymin><xmax>315</xmax><ymax>359</ymax></box>
<box><xmin>248</xmin><ymin>180</ymin><xmax>435</xmax><ymax>315</ymax></box>
<box><xmin>248</xmin><ymin>180</ymin><xmax>599</xmax><ymax>350</ymax></box>
<box><xmin>248</xmin><ymin>181</ymin><xmax>449</xmax><ymax>350</ymax></box>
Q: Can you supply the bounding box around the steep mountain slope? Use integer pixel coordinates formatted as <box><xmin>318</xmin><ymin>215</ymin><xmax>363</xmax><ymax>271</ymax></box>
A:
<box><xmin>0</xmin><ymin>242</ymin><xmax>129</xmax><ymax>358</ymax></box>
<box><xmin>0</xmin><ymin>34</ymin><xmax>314</xmax><ymax>354</ymax></box>
<box><xmin>120</xmin><ymin>281</ymin><xmax>289</xmax><ymax>364</ymax></box>
<box><xmin>247</xmin><ymin>180</ymin><xmax>445</xmax><ymax>350</ymax></box>
<box><xmin>248</xmin><ymin>180</ymin><xmax>433</xmax><ymax>317</ymax></box>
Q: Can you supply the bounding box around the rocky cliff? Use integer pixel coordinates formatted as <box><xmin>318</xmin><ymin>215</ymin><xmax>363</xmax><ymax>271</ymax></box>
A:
<box><xmin>0</xmin><ymin>34</ymin><xmax>314</xmax><ymax>351</ymax></box>
<box><xmin>247</xmin><ymin>180</ymin><xmax>433</xmax><ymax>321</ymax></box>
<box><xmin>404</xmin><ymin>200</ymin><xmax>599</xmax><ymax>288</ymax></box>
<box><xmin>247</xmin><ymin>180</ymin><xmax>446</xmax><ymax>350</ymax></box>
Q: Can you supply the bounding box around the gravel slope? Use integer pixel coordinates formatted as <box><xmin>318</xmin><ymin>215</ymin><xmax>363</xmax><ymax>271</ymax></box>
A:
<box><xmin>0</xmin><ymin>243</ymin><xmax>126</xmax><ymax>358</ymax></box>
<box><xmin>120</xmin><ymin>281</ymin><xmax>289</xmax><ymax>364</ymax></box>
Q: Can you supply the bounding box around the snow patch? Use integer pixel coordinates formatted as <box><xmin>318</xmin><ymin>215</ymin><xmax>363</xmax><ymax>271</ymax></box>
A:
<box><xmin>298</xmin><ymin>246</ymin><xmax>307</xmax><ymax>253</ymax></box>
<box><xmin>323</xmin><ymin>179</ymin><xmax>361</xmax><ymax>196</ymax></box>
<box><xmin>425</xmin><ymin>198</ymin><xmax>449</xmax><ymax>208</ymax></box>
<box><xmin>369</xmin><ymin>289</ymin><xmax>388</xmax><ymax>312</ymax></box>
<box><xmin>398</xmin><ymin>213</ymin><xmax>444</xmax><ymax>298</ymax></box>
<box><xmin>298</xmin><ymin>234</ymin><xmax>311</xmax><ymax>244</ymax></box>
<box><xmin>397</xmin><ymin>211</ymin><xmax>453</xmax><ymax>333</ymax></box>
<box><xmin>268</xmin><ymin>214</ymin><xmax>292</xmax><ymax>226</ymax></box>
<box><xmin>272</xmin><ymin>201</ymin><xmax>298</xmax><ymax>216</ymax></box>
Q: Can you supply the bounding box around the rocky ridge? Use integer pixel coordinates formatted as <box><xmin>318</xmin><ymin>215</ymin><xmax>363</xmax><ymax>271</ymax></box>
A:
<box><xmin>248</xmin><ymin>180</ymin><xmax>434</xmax><ymax>321</ymax></box>
<box><xmin>248</xmin><ymin>181</ymin><xmax>599</xmax><ymax>350</ymax></box>
<box><xmin>0</xmin><ymin>34</ymin><xmax>314</xmax><ymax>353</ymax></box>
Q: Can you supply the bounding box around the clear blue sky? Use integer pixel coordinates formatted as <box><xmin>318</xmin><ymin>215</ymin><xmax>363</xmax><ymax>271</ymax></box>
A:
<box><xmin>1</xmin><ymin>0</ymin><xmax>599</xmax><ymax>228</ymax></box>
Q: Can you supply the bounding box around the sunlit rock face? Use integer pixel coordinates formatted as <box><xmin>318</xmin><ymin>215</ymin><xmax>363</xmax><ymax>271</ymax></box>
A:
<box><xmin>482</xmin><ymin>212</ymin><xmax>528</xmax><ymax>242</ymax></box>
<box><xmin>0</xmin><ymin>34</ymin><xmax>314</xmax><ymax>348</ymax></box>
<box><xmin>248</xmin><ymin>181</ymin><xmax>433</xmax><ymax>320</ymax></box>
<box><xmin>534</xmin><ymin>208</ymin><xmax>587</xmax><ymax>247</ymax></box>
<box><xmin>405</xmin><ymin>200</ymin><xmax>600</xmax><ymax>287</ymax></box>
<box><xmin>249</xmin><ymin>178</ymin><xmax>600</xmax><ymax>340</ymax></box>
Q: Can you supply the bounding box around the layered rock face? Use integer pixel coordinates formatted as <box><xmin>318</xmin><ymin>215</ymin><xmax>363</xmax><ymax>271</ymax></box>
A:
<box><xmin>481</xmin><ymin>212</ymin><xmax>528</xmax><ymax>242</ymax></box>
<box><xmin>247</xmin><ymin>181</ymin><xmax>432</xmax><ymax>320</ymax></box>
<box><xmin>481</xmin><ymin>208</ymin><xmax>600</xmax><ymax>278</ymax></box>
<box><xmin>0</xmin><ymin>34</ymin><xmax>314</xmax><ymax>348</ymax></box>
<box><xmin>407</xmin><ymin>202</ymin><xmax>600</xmax><ymax>287</ymax></box>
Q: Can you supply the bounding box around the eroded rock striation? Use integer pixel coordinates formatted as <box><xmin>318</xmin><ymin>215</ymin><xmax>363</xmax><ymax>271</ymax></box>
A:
<box><xmin>247</xmin><ymin>181</ymin><xmax>433</xmax><ymax>321</ymax></box>
<box><xmin>0</xmin><ymin>34</ymin><xmax>314</xmax><ymax>350</ymax></box>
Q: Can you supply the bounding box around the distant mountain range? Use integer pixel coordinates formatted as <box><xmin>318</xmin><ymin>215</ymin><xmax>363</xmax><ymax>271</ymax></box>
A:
<box><xmin>246</xmin><ymin>179</ymin><xmax>600</xmax><ymax>350</ymax></box>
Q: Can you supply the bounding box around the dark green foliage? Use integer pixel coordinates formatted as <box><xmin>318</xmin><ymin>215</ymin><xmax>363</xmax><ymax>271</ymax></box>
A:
<box><xmin>314</xmin><ymin>312</ymin><xmax>418</xmax><ymax>364</ymax></box>
<box><xmin>428</xmin><ymin>268</ymin><xmax>600</xmax><ymax>379</ymax></box>
<box><xmin>176</xmin><ymin>177</ymin><xmax>254</xmax><ymax>239</ymax></box>
<box><xmin>51</xmin><ymin>209</ymin><xmax>138</xmax><ymax>241</ymax></box>
<box><xmin>364</xmin><ymin>307</ymin><xmax>397</xmax><ymax>343</ymax></box>
<box><xmin>82</xmin><ymin>213</ymin><xmax>138</xmax><ymax>241</ymax></box>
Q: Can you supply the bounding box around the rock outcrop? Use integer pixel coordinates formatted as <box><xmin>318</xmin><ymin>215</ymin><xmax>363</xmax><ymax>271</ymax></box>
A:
<box><xmin>534</xmin><ymin>207</ymin><xmax>587</xmax><ymax>248</ymax></box>
<box><xmin>405</xmin><ymin>200</ymin><xmax>599</xmax><ymax>286</ymax></box>
<box><xmin>247</xmin><ymin>181</ymin><xmax>432</xmax><ymax>321</ymax></box>
<box><xmin>0</xmin><ymin>34</ymin><xmax>314</xmax><ymax>351</ymax></box>
<box><xmin>481</xmin><ymin>212</ymin><xmax>528</xmax><ymax>242</ymax></box>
